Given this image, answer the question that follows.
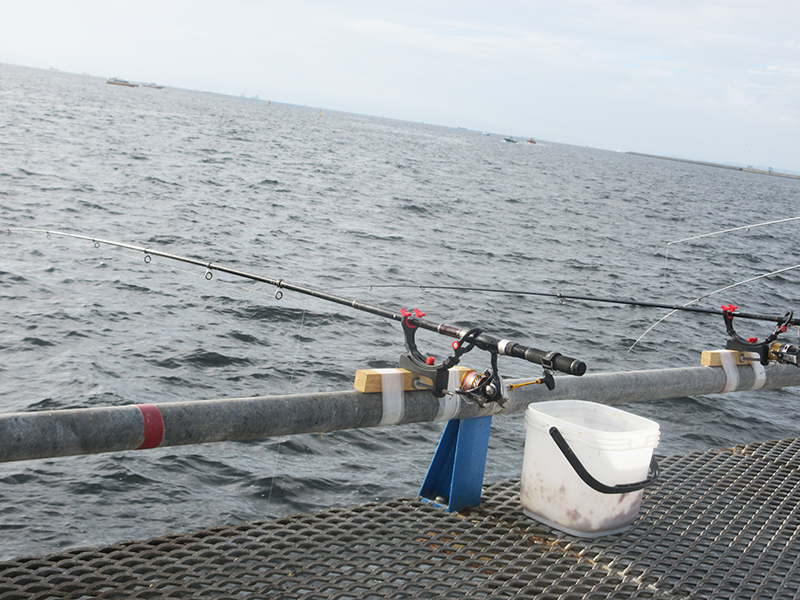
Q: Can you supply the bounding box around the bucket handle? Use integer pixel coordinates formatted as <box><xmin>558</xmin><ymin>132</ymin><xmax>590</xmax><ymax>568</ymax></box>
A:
<box><xmin>549</xmin><ymin>426</ymin><xmax>660</xmax><ymax>494</ymax></box>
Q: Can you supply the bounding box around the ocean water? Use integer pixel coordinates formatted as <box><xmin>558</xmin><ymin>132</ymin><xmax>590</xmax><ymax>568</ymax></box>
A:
<box><xmin>2</xmin><ymin>63</ymin><xmax>800</xmax><ymax>560</ymax></box>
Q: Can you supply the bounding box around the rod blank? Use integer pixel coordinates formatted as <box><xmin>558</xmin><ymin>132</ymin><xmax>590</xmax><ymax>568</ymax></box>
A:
<box><xmin>7</xmin><ymin>228</ymin><xmax>586</xmax><ymax>375</ymax></box>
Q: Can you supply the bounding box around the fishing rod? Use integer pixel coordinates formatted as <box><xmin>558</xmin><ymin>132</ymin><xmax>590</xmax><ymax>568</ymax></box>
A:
<box><xmin>6</xmin><ymin>228</ymin><xmax>587</xmax><ymax>401</ymax></box>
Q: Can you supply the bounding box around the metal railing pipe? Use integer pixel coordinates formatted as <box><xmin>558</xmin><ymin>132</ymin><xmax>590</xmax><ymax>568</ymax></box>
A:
<box><xmin>2</xmin><ymin>363</ymin><xmax>800</xmax><ymax>463</ymax></box>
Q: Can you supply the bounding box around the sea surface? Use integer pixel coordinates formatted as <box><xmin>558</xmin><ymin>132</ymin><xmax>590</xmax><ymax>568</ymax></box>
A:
<box><xmin>2</xmin><ymin>63</ymin><xmax>800</xmax><ymax>561</ymax></box>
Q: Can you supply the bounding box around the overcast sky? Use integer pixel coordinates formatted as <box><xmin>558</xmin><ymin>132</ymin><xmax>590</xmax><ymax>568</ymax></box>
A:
<box><xmin>2</xmin><ymin>0</ymin><xmax>799</xmax><ymax>173</ymax></box>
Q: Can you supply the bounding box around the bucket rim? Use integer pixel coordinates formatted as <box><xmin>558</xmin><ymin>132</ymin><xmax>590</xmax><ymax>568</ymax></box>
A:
<box><xmin>524</xmin><ymin>400</ymin><xmax>660</xmax><ymax>448</ymax></box>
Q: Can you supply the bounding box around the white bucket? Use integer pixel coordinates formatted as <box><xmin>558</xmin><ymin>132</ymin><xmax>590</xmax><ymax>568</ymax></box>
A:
<box><xmin>520</xmin><ymin>400</ymin><xmax>660</xmax><ymax>538</ymax></box>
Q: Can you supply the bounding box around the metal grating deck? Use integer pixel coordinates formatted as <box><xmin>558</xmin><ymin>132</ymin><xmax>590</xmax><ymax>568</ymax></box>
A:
<box><xmin>2</xmin><ymin>438</ymin><xmax>800</xmax><ymax>599</ymax></box>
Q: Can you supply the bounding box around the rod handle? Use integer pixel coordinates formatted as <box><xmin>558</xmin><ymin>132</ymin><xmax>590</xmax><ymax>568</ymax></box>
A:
<box><xmin>544</xmin><ymin>352</ymin><xmax>587</xmax><ymax>376</ymax></box>
<box><xmin>497</xmin><ymin>340</ymin><xmax>586</xmax><ymax>376</ymax></box>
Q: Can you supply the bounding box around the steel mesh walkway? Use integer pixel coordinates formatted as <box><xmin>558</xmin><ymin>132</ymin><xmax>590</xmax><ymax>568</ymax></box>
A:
<box><xmin>2</xmin><ymin>438</ymin><xmax>800</xmax><ymax>599</ymax></box>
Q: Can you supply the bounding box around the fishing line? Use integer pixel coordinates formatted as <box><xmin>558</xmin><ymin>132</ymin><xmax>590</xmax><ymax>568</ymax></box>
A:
<box><xmin>242</xmin><ymin>279</ymin><xmax>390</xmax><ymax>349</ymax></box>
<box><xmin>667</xmin><ymin>216</ymin><xmax>800</xmax><ymax>246</ymax></box>
<box><xmin>266</xmin><ymin>299</ymin><xmax>310</xmax><ymax>516</ymax></box>
<box><xmin>661</xmin><ymin>216</ymin><xmax>800</xmax><ymax>298</ymax></box>
<box><xmin>288</xmin><ymin>298</ymin><xmax>308</xmax><ymax>387</ymax></box>
<box><xmin>265</xmin><ymin>435</ymin><xmax>286</xmax><ymax>513</ymax></box>
<box><xmin>629</xmin><ymin>263</ymin><xmax>800</xmax><ymax>352</ymax></box>
<box><xmin>171</xmin><ymin>266</ymin><xmax>389</xmax><ymax>350</ymax></box>
<box><xmin>290</xmin><ymin>308</ymin><xmax>388</xmax><ymax>348</ymax></box>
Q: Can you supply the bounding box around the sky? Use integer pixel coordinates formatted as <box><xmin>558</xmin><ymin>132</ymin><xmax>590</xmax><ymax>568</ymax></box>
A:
<box><xmin>2</xmin><ymin>0</ymin><xmax>799</xmax><ymax>173</ymax></box>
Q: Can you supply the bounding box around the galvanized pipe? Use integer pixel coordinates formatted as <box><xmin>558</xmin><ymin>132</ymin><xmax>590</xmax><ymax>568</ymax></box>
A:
<box><xmin>2</xmin><ymin>363</ymin><xmax>800</xmax><ymax>463</ymax></box>
<box><xmin>0</xmin><ymin>389</ymin><xmax>486</xmax><ymax>463</ymax></box>
<box><xmin>504</xmin><ymin>362</ymin><xmax>800</xmax><ymax>412</ymax></box>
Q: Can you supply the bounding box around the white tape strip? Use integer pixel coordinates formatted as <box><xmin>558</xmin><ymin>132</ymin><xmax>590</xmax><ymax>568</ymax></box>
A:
<box><xmin>375</xmin><ymin>369</ymin><xmax>404</xmax><ymax>426</ymax></box>
<box><xmin>434</xmin><ymin>368</ymin><xmax>462</xmax><ymax>422</ymax></box>
<box><xmin>718</xmin><ymin>350</ymin><xmax>739</xmax><ymax>393</ymax></box>
<box><xmin>747</xmin><ymin>352</ymin><xmax>767</xmax><ymax>390</ymax></box>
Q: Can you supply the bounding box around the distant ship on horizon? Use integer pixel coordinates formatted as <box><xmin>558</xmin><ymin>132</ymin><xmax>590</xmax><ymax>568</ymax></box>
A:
<box><xmin>106</xmin><ymin>77</ymin><xmax>138</xmax><ymax>88</ymax></box>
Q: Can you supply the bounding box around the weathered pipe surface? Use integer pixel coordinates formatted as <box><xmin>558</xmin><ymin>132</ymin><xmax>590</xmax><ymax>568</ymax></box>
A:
<box><xmin>0</xmin><ymin>389</ymin><xmax>492</xmax><ymax>463</ymax></box>
<box><xmin>0</xmin><ymin>406</ymin><xmax>146</xmax><ymax>462</ymax></box>
<box><xmin>505</xmin><ymin>363</ymin><xmax>800</xmax><ymax>413</ymax></box>
<box><xmin>2</xmin><ymin>364</ymin><xmax>800</xmax><ymax>463</ymax></box>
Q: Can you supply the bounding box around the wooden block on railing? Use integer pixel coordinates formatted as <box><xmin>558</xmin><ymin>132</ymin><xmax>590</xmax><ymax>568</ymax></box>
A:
<box><xmin>354</xmin><ymin>369</ymin><xmax>418</xmax><ymax>393</ymax></box>
<box><xmin>354</xmin><ymin>366</ymin><xmax>472</xmax><ymax>393</ymax></box>
<box><xmin>701</xmin><ymin>349</ymin><xmax>750</xmax><ymax>367</ymax></box>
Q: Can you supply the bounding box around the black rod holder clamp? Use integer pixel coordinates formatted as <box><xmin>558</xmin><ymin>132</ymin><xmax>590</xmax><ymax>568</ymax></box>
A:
<box><xmin>723</xmin><ymin>306</ymin><xmax>793</xmax><ymax>366</ymax></box>
<box><xmin>398</xmin><ymin>309</ymin><xmax>461</xmax><ymax>397</ymax></box>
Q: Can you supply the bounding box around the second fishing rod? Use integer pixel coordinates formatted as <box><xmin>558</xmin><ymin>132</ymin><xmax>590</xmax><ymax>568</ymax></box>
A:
<box><xmin>362</xmin><ymin>283</ymin><xmax>800</xmax><ymax>328</ymax></box>
<box><xmin>361</xmin><ymin>281</ymin><xmax>800</xmax><ymax>367</ymax></box>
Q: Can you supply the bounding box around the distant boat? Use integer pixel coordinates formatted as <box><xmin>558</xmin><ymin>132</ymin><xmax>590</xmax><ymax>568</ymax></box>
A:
<box><xmin>142</xmin><ymin>83</ymin><xmax>164</xmax><ymax>89</ymax></box>
<box><xmin>526</xmin><ymin>138</ymin><xmax>536</xmax><ymax>144</ymax></box>
<box><xmin>503</xmin><ymin>137</ymin><xmax>517</xmax><ymax>143</ymax></box>
<box><xmin>107</xmin><ymin>78</ymin><xmax>138</xmax><ymax>88</ymax></box>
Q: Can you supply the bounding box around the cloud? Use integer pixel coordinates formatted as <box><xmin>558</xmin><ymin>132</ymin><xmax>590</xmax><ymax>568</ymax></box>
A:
<box><xmin>762</xmin><ymin>66</ymin><xmax>800</xmax><ymax>79</ymax></box>
<box><xmin>338</xmin><ymin>17</ymin><xmax>571</xmax><ymax>60</ymax></box>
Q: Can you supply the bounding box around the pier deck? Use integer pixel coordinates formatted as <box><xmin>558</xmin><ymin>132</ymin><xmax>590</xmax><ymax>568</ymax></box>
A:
<box><xmin>2</xmin><ymin>438</ymin><xmax>800</xmax><ymax>599</ymax></box>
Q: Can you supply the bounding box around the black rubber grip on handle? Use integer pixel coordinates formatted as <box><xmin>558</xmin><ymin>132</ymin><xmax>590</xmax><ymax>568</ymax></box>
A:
<box><xmin>525</xmin><ymin>348</ymin><xmax>587</xmax><ymax>376</ymax></box>
<box><xmin>482</xmin><ymin>335</ymin><xmax>586</xmax><ymax>376</ymax></box>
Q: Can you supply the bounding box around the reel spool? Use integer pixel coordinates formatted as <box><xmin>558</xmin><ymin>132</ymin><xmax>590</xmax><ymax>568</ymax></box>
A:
<box><xmin>771</xmin><ymin>342</ymin><xmax>800</xmax><ymax>367</ymax></box>
<box><xmin>458</xmin><ymin>367</ymin><xmax>506</xmax><ymax>406</ymax></box>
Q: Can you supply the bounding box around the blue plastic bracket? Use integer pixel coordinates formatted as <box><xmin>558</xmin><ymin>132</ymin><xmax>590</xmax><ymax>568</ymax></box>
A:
<box><xmin>419</xmin><ymin>416</ymin><xmax>492</xmax><ymax>512</ymax></box>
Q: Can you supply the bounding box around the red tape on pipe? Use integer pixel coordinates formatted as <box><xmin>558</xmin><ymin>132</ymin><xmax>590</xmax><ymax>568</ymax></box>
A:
<box><xmin>136</xmin><ymin>404</ymin><xmax>164</xmax><ymax>450</ymax></box>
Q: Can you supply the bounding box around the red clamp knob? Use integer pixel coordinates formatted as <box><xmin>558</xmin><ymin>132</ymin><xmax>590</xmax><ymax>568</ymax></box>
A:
<box><xmin>400</xmin><ymin>308</ymin><xmax>416</xmax><ymax>329</ymax></box>
<box><xmin>426</xmin><ymin>356</ymin><xmax>435</xmax><ymax>365</ymax></box>
<box><xmin>722</xmin><ymin>304</ymin><xmax>738</xmax><ymax>314</ymax></box>
<box><xmin>400</xmin><ymin>308</ymin><xmax>425</xmax><ymax>329</ymax></box>
<box><xmin>748</xmin><ymin>337</ymin><xmax>758</xmax><ymax>343</ymax></box>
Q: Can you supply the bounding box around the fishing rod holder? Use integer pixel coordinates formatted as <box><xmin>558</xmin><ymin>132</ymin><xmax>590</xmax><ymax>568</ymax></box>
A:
<box><xmin>723</xmin><ymin>305</ymin><xmax>793</xmax><ymax>366</ymax></box>
<box><xmin>397</xmin><ymin>310</ymin><xmax>507</xmax><ymax>403</ymax></box>
<box><xmin>397</xmin><ymin>309</ymin><xmax>465</xmax><ymax>398</ymax></box>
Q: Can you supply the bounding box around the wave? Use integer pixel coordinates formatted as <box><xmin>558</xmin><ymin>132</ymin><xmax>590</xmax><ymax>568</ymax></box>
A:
<box><xmin>152</xmin><ymin>349</ymin><xmax>254</xmax><ymax>370</ymax></box>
